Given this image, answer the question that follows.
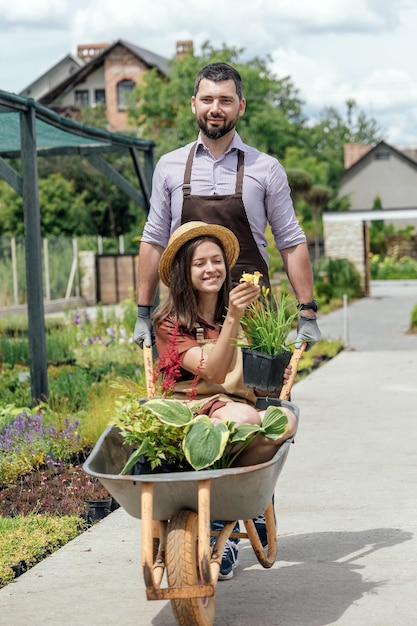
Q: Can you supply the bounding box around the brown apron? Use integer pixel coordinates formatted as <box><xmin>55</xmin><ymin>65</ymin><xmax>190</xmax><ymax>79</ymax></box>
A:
<box><xmin>181</xmin><ymin>143</ymin><xmax>270</xmax><ymax>288</ymax></box>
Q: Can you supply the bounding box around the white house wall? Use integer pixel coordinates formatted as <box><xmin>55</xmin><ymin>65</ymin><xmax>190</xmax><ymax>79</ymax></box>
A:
<box><xmin>50</xmin><ymin>66</ymin><xmax>106</xmax><ymax>108</ymax></box>
<box><xmin>21</xmin><ymin>57</ymin><xmax>83</xmax><ymax>101</ymax></box>
<box><xmin>341</xmin><ymin>153</ymin><xmax>417</xmax><ymax>210</ymax></box>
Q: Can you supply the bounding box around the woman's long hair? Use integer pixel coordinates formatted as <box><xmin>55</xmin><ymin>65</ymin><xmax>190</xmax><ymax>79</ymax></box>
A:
<box><xmin>152</xmin><ymin>236</ymin><xmax>232</xmax><ymax>332</ymax></box>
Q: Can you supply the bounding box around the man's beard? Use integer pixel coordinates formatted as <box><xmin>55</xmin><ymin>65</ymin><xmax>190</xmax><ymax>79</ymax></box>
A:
<box><xmin>197</xmin><ymin>115</ymin><xmax>237</xmax><ymax>140</ymax></box>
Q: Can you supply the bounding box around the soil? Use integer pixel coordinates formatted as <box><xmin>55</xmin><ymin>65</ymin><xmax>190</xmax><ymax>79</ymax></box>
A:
<box><xmin>0</xmin><ymin>453</ymin><xmax>113</xmax><ymax>518</ymax></box>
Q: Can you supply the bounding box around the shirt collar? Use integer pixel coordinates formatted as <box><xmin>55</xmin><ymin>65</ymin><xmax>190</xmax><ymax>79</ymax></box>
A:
<box><xmin>196</xmin><ymin>131</ymin><xmax>247</xmax><ymax>157</ymax></box>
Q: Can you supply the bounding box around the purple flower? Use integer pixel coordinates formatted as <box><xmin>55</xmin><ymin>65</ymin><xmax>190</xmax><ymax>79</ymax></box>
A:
<box><xmin>106</xmin><ymin>327</ymin><xmax>115</xmax><ymax>340</ymax></box>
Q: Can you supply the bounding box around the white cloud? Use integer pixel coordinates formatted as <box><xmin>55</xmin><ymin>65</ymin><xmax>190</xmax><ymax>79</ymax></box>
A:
<box><xmin>1</xmin><ymin>0</ymin><xmax>417</xmax><ymax>145</ymax></box>
<box><xmin>0</xmin><ymin>0</ymin><xmax>68</xmax><ymax>25</ymax></box>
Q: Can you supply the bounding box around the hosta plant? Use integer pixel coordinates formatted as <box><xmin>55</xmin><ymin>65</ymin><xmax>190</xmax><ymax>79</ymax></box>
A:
<box><xmin>113</xmin><ymin>396</ymin><xmax>290</xmax><ymax>473</ymax></box>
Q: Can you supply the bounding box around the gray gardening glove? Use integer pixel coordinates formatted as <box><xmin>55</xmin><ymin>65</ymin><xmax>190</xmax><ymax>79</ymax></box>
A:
<box><xmin>295</xmin><ymin>316</ymin><xmax>321</xmax><ymax>351</ymax></box>
<box><xmin>133</xmin><ymin>305</ymin><xmax>154</xmax><ymax>348</ymax></box>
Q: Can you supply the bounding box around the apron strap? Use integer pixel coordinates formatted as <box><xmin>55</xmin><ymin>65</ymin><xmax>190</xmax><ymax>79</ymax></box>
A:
<box><xmin>183</xmin><ymin>143</ymin><xmax>197</xmax><ymax>197</ymax></box>
<box><xmin>183</xmin><ymin>145</ymin><xmax>244</xmax><ymax>197</ymax></box>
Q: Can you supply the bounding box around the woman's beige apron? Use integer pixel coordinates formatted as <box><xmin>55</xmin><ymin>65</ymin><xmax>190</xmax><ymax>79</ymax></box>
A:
<box><xmin>181</xmin><ymin>143</ymin><xmax>270</xmax><ymax>288</ymax></box>
<box><xmin>171</xmin><ymin>328</ymin><xmax>256</xmax><ymax>410</ymax></box>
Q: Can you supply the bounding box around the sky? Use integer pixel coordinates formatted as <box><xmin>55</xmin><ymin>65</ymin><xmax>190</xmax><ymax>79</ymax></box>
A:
<box><xmin>1</xmin><ymin>0</ymin><xmax>417</xmax><ymax>147</ymax></box>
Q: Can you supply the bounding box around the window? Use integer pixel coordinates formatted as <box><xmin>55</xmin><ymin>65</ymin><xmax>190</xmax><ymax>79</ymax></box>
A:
<box><xmin>75</xmin><ymin>90</ymin><xmax>89</xmax><ymax>107</ymax></box>
<box><xmin>94</xmin><ymin>89</ymin><xmax>106</xmax><ymax>105</ymax></box>
<box><xmin>117</xmin><ymin>79</ymin><xmax>135</xmax><ymax>110</ymax></box>
<box><xmin>375</xmin><ymin>151</ymin><xmax>390</xmax><ymax>160</ymax></box>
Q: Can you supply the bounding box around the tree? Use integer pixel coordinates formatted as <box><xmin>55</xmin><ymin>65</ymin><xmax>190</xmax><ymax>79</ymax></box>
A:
<box><xmin>304</xmin><ymin>100</ymin><xmax>383</xmax><ymax>188</ymax></box>
<box><xmin>0</xmin><ymin>174</ymin><xmax>91</xmax><ymax>237</ymax></box>
<box><xmin>128</xmin><ymin>41</ymin><xmax>306</xmax><ymax>160</ymax></box>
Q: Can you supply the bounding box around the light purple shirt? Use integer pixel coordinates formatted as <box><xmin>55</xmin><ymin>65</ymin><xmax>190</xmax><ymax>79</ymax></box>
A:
<box><xmin>141</xmin><ymin>132</ymin><xmax>306</xmax><ymax>265</ymax></box>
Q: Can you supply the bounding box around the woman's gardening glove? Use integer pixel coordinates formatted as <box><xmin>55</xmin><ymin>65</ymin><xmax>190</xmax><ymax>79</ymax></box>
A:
<box><xmin>133</xmin><ymin>305</ymin><xmax>154</xmax><ymax>348</ymax></box>
<box><xmin>295</xmin><ymin>316</ymin><xmax>321</xmax><ymax>351</ymax></box>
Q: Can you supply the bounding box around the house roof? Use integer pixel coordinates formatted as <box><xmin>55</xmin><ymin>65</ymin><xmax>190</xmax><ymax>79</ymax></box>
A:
<box><xmin>341</xmin><ymin>140</ymin><xmax>417</xmax><ymax>181</ymax></box>
<box><xmin>38</xmin><ymin>39</ymin><xmax>169</xmax><ymax>107</ymax></box>
<box><xmin>20</xmin><ymin>53</ymin><xmax>84</xmax><ymax>99</ymax></box>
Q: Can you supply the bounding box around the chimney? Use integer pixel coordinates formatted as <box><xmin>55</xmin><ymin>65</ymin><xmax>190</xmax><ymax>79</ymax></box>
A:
<box><xmin>77</xmin><ymin>43</ymin><xmax>110</xmax><ymax>63</ymax></box>
<box><xmin>176</xmin><ymin>40</ymin><xmax>193</xmax><ymax>60</ymax></box>
<box><xmin>343</xmin><ymin>143</ymin><xmax>372</xmax><ymax>169</ymax></box>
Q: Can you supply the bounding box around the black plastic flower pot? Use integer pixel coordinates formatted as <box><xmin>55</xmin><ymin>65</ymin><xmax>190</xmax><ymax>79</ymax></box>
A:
<box><xmin>86</xmin><ymin>497</ymin><xmax>113</xmax><ymax>523</ymax></box>
<box><xmin>242</xmin><ymin>348</ymin><xmax>292</xmax><ymax>393</ymax></box>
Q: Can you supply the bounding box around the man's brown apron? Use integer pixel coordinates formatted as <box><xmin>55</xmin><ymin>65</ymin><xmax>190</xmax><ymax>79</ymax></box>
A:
<box><xmin>181</xmin><ymin>143</ymin><xmax>270</xmax><ymax>288</ymax></box>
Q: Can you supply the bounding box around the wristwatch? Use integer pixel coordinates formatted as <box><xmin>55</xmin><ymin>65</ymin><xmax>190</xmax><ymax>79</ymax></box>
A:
<box><xmin>298</xmin><ymin>300</ymin><xmax>319</xmax><ymax>312</ymax></box>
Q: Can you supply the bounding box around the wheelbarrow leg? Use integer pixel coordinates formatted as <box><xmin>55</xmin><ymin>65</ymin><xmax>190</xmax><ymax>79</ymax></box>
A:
<box><xmin>244</xmin><ymin>499</ymin><xmax>278</xmax><ymax>568</ymax></box>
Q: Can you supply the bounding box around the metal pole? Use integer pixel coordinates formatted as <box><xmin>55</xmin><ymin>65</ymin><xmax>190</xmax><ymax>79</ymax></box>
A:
<box><xmin>11</xmin><ymin>236</ymin><xmax>19</xmax><ymax>305</ymax></box>
<box><xmin>343</xmin><ymin>293</ymin><xmax>349</xmax><ymax>347</ymax></box>
<box><xmin>21</xmin><ymin>104</ymin><xmax>48</xmax><ymax>404</ymax></box>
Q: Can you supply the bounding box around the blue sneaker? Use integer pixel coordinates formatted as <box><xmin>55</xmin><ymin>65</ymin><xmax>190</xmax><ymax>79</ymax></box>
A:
<box><xmin>210</xmin><ymin>537</ymin><xmax>239</xmax><ymax>580</ymax></box>
<box><xmin>210</xmin><ymin>519</ymin><xmax>240</xmax><ymax>543</ymax></box>
<box><xmin>252</xmin><ymin>513</ymin><xmax>268</xmax><ymax>548</ymax></box>
<box><xmin>253</xmin><ymin>496</ymin><xmax>276</xmax><ymax>548</ymax></box>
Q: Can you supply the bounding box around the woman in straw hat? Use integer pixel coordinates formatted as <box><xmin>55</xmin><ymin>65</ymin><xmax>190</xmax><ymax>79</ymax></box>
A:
<box><xmin>153</xmin><ymin>220</ymin><xmax>296</xmax><ymax>445</ymax></box>
<box><xmin>153</xmin><ymin>221</ymin><xmax>296</xmax><ymax>580</ymax></box>
<box><xmin>153</xmin><ymin>221</ymin><xmax>297</xmax><ymax>580</ymax></box>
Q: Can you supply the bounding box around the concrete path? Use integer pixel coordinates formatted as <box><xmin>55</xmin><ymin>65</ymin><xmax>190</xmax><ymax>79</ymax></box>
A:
<box><xmin>0</xmin><ymin>281</ymin><xmax>416</xmax><ymax>625</ymax></box>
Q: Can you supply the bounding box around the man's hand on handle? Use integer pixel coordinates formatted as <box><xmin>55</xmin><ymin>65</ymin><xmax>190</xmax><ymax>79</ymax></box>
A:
<box><xmin>133</xmin><ymin>305</ymin><xmax>154</xmax><ymax>348</ymax></box>
<box><xmin>295</xmin><ymin>316</ymin><xmax>321</xmax><ymax>351</ymax></box>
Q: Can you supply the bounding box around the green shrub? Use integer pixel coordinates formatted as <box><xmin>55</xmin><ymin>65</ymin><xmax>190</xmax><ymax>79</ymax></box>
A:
<box><xmin>0</xmin><ymin>514</ymin><xmax>85</xmax><ymax>587</ymax></box>
<box><xmin>411</xmin><ymin>304</ymin><xmax>417</xmax><ymax>331</ymax></box>
<box><xmin>370</xmin><ymin>253</ymin><xmax>417</xmax><ymax>279</ymax></box>
<box><xmin>313</xmin><ymin>257</ymin><xmax>363</xmax><ymax>305</ymax></box>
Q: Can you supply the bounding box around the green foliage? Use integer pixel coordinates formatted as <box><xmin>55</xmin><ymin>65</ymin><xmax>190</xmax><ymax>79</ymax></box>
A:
<box><xmin>313</xmin><ymin>257</ymin><xmax>363</xmax><ymax>304</ymax></box>
<box><xmin>411</xmin><ymin>305</ymin><xmax>417</xmax><ymax>330</ymax></box>
<box><xmin>113</xmin><ymin>394</ymin><xmax>190</xmax><ymax>472</ymax></box>
<box><xmin>115</xmin><ymin>395</ymin><xmax>290</xmax><ymax>472</ymax></box>
<box><xmin>239</xmin><ymin>287</ymin><xmax>299</xmax><ymax>355</ymax></box>
<box><xmin>302</xmin><ymin>101</ymin><xmax>383</xmax><ymax>188</ymax></box>
<box><xmin>0</xmin><ymin>175</ymin><xmax>91</xmax><ymax>238</ymax></box>
<box><xmin>369</xmin><ymin>254</ymin><xmax>417</xmax><ymax>280</ymax></box>
<box><xmin>0</xmin><ymin>514</ymin><xmax>85</xmax><ymax>587</ymax></box>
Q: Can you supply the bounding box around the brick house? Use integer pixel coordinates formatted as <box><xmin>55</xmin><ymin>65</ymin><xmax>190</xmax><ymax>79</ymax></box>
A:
<box><xmin>19</xmin><ymin>40</ymin><xmax>192</xmax><ymax>132</ymax></box>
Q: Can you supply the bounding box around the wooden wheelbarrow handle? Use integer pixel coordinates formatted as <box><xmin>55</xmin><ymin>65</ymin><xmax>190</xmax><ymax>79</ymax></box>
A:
<box><xmin>279</xmin><ymin>342</ymin><xmax>307</xmax><ymax>401</ymax></box>
<box><xmin>143</xmin><ymin>344</ymin><xmax>156</xmax><ymax>398</ymax></box>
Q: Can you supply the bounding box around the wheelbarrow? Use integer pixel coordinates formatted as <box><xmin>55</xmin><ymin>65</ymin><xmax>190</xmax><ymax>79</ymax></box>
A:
<box><xmin>83</xmin><ymin>345</ymin><xmax>305</xmax><ymax>626</ymax></box>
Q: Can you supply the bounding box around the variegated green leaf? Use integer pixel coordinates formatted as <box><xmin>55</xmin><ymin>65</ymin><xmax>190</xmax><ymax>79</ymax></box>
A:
<box><xmin>262</xmin><ymin>406</ymin><xmax>289</xmax><ymax>440</ymax></box>
<box><xmin>229</xmin><ymin>423</ymin><xmax>262</xmax><ymax>445</ymax></box>
<box><xmin>184</xmin><ymin>417</ymin><xmax>229</xmax><ymax>470</ymax></box>
<box><xmin>144</xmin><ymin>399</ymin><xmax>194</xmax><ymax>427</ymax></box>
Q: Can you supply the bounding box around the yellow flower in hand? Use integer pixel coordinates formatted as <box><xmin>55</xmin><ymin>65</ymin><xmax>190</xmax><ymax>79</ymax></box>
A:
<box><xmin>240</xmin><ymin>271</ymin><xmax>263</xmax><ymax>286</ymax></box>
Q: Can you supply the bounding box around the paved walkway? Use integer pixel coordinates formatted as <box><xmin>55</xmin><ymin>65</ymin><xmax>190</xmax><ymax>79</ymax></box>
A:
<box><xmin>0</xmin><ymin>281</ymin><xmax>416</xmax><ymax>625</ymax></box>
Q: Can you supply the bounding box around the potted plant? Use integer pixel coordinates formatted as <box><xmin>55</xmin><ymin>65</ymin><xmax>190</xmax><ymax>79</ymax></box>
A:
<box><xmin>238</xmin><ymin>273</ymin><xmax>299</xmax><ymax>393</ymax></box>
<box><xmin>111</xmin><ymin>391</ymin><xmax>290</xmax><ymax>474</ymax></box>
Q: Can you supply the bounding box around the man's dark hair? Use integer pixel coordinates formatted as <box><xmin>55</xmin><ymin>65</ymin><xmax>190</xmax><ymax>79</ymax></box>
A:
<box><xmin>194</xmin><ymin>62</ymin><xmax>243</xmax><ymax>99</ymax></box>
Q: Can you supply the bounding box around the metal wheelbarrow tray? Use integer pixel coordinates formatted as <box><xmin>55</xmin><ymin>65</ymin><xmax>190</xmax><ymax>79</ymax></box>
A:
<box><xmin>83</xmin><ymin>399</ymin><xmax>299</xmax><ymax>521</ymax></box>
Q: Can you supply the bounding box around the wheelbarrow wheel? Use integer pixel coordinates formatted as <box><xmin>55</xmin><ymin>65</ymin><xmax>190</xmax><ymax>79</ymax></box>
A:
<box><xmin>166</xmin><ymin>509</ymin><xmax>215</xmax><ymax>626</ymax></box>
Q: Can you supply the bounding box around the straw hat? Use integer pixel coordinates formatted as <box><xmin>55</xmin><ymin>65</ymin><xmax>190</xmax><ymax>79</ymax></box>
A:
<box><xmin>159</xmin><ymin>221</ymin><xmax>240</xmax><ymax>286</ymax></box>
